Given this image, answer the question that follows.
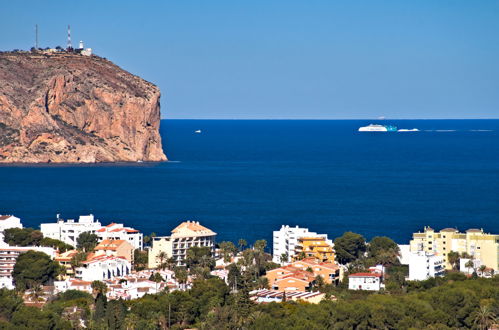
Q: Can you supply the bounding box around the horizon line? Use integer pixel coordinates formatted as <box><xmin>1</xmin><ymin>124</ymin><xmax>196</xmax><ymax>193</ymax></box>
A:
<box><xmin>161</xmin><ymin>118</ymin><xmax>499</xmax><ymax>120</ymax></box>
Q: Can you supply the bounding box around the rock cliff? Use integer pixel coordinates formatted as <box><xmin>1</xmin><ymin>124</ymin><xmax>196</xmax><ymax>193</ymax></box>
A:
<box><xmin>0</xmin><ymin>52</ymin><xmax>166</xmax><ymax>163</ymax></box>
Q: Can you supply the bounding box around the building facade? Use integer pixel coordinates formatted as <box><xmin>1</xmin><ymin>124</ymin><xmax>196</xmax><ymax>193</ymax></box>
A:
<box><xmin>409</xmin><ymin>226</ymin><xmax>499</xmax><ymax>271</ymax></box>
<box><xmin>272</xmin><ymin>225</ymin><xmax>333</xmax><ymax>263</ymax></box>
<box><xmin>348</xmin><ymin>273</ymin><xmax>382</xmax><ymax>291</ymax></box>
<box><xmin>408</xmin><ymin>251</ymin><xmax>445</xmax><ymax>281</ymax></box>
<box><xmin>94</xmin><ymin>239</ymin><xmax>134</xmax><ymax>263</ymax></box>
<box><xmin>148</xmin><ymin>221</ymin><xmax>216</xmax><ymax>268</ymax></box>
<box><xmin>41</xmin><ymin>215</ymin><xmax>102</xmax><ymax>247</ymax></box>
<box><xmin>41</xmin><ymin>215</ymin><xmax>143</xmax><ymax>250</ymax></box>
<box><xmin>75</xmin><ymin>255</ymin><xmax>131</xmax><ymax>282</ymax></box>
<box><xmin>294</xmin><ymin>237</ymin><xmax>335</xmax><ymax>262</ymax></box>
<box><xmin>95</xmin><ymin>223</ymin><xmax>143</xmax><ymax>250</ymax></box>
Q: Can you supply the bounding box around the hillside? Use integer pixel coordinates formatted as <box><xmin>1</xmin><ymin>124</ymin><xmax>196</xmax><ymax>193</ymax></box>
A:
<box><xmin>0</xmin><ymin>52</ymin><xmax>166</xmax><ymax>163</ymax></box>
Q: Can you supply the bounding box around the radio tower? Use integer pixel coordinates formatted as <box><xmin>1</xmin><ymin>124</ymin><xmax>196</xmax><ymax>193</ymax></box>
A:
<box><xmin>67</xmin><ymin>25</ymin><xmax>73</xmax><ymax>51</ymax></box>
<box><xmin>35</xmin><ymin>24</ymin><xmax>38</xmax><ymax>49</ymax></box>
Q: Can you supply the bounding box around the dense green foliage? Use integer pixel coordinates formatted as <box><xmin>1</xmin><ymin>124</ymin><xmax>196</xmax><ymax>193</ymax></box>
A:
<box><xmin>3</xmin><ymin>227</ymin><xmax>72</xmax><ymax>252</ymax></box>
<box><xmin>12</xmin><ymin>250</ymin><xmax>61</xmax><ymax>290</ymax></box>
<box><xmin>1</xmin><ymin>275</ymin><xmax>496</xmax><ymax>329</ymax></box>
<box><xmin>334</xmin><ymin>232</ymin><xmax>367</xmax><ymax>264</ymax></box>
<box><xmin>76</xmin><ymin>232</ymin><xmax>99</xmax><ymax>252</ymax></box>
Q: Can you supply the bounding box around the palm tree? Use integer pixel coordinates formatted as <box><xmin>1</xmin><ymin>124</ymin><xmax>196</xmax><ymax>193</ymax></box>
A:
<box><xmin>478</xmin><ymin>265</ymin><xmax>487</xmax><ymax>277</ymax></box>
<box><xmin>280</xmin><ymin>253</ymin><xmax>288</xmax><ymax>264</ymax></box>
<box><xmin>174</xmin><ymin>267</ymin><xmax>188</xmax><ymax>290</ymax></box>
<box><xmin>447</xmin><ymin>251</ymin><xmax>460</xmax><ymax>270</ymax></box>
<box><xmin>238</xmin><ymin>239</ymin><xmax>247</xmax><ymax>251</ymax></box>
<box><xmin>156</xmin><ymin>251</ymin><xmax>168</xmax><ymax>270</ymax></box>
<box><xmin>29</xmin><ymin>284</ymin><xmax>44</xmax><ymax>302</ymax></box>
<box><xmin>465</xmin><ymin>260</ymin><xmax>474</xmax><ymax>276</ymax></box>
<box><xmin>472</xmin><ymin>305</ymin><xmax>498</xmax><ymax>330</ymax></box>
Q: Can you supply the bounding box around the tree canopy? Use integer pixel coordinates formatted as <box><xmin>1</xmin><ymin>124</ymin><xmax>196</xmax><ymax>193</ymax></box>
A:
<box><xmin>76</xmin><ymin>232</ymin><xmax>99</xmax><ymax>252</ymax></box>
<box><xmin>334</xmin><ymin>232</ymin><xmax>367</xmax><ymax>264</ymax></box>
<box><xmin>12</xmin><ymin>250</ymin><xmax>61</xmax><ymax>290</ymax></box>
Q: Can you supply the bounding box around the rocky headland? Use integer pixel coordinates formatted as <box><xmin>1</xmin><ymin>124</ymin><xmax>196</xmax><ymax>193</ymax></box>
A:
<box><xmin>0</xmin><ymin>52</ymin><xmax>166</xmax><ymax>163</ymax></box>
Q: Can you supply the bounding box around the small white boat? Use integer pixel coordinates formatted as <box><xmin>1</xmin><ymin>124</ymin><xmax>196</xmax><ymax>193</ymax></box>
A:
<box><xmin>195</xmin><ymin>130</ymin><xmax>202</xmax><ymax>134</ymax></box>
<box><xmin>397</xmin><ymin>128</ymin><xmax>419</xmax><ymax>132</ymax></box>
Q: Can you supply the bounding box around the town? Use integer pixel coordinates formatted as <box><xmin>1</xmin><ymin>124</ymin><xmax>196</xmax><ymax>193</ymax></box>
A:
<box><xmin>0</xmin><ymin>214</ymin><xmax>497</xmax><ymax>312</ymax></box>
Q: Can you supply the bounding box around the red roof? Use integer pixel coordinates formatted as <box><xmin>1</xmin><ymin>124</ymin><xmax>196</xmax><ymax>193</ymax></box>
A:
<box><xmin>348</xmin><ymin>272</ymin><xmax>382</xmax><ymax>278</ymax></box>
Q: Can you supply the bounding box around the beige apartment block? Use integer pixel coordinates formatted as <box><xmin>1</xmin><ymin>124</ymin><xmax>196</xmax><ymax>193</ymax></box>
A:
<box><xmin>410</xmin><ymin>226</ymin><xmax>499</xmax><ymax>271</ymax></box>
<box><xmin>148</xmin><ymin>221</ymin><xmax>216</xmax><ymax>268</ymax></box>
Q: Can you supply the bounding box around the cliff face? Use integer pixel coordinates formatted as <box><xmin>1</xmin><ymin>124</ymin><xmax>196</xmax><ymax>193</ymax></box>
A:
<box><xmin>0</xmin><ymin>52</ymin><xmax>166</xmax><ymax>163</ymax></box>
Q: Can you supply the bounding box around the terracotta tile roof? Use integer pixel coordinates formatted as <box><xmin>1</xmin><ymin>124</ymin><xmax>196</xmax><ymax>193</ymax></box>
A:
<box><xmin>94</xmin><ymin>239</ymin><xmax>128</xmax><ymax>251</ymax></box>
<box><xmin>171</xmin><ymin>221</ymin><xmax>216</xmax><ymax>236</ymax></box>
<box><xmin>466</xmin><ymin>229</ymin><xmax>482</xmax><ymax>233</ymax></box>
<box><xmin>440</xmin><ymin>228</ymin><xmax>458</xmax><ymax>232</ymax></box>
<box><xmin>348</xmin><ymin>272</ymin><xmax>382</xmax><ymax>278</ymax></box>
<box><xmin>0</xmin><ymin>215</ymin><xmax>13</xmax><ymax>220</ymax></box>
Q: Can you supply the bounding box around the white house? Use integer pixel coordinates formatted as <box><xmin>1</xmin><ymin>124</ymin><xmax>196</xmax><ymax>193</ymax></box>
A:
<box><xmin>272</xmin><ymin>225</ymin><xmax>332</xmax><ymax>263</ymax></box>
<box><xmin>75</xmin><ymin>255</ymin><xmax>131</xmax><ymax>282</ymax></box>
<box><xmin>348</xmin><ymin>273</ymin><xmax>382</xmax><ymax>291</ymax></box>
<box><xmin>459</xmin><ymin>258</ymin><xmax>481</xmax><ymax>274</ymax></box>
<box><xmin>408</xmin><ymin>251</ymin><xmax>445</xmax><ymax>281</ymax></box>
<box><xmin>41</xmin><ymin>214</ymin><xmax>102</xmax><ymax>247</ymax></box>
<box><xmin>397</xmin><ymin>244</ymin><xmax>411</xmax><ymax>265</ymax></box>
<box><xmin>0</xmin><ymin>215</ymin><xmax>23</xmax><ymax>244</ymax></box>
<box><xmin>41</xmin><ymin>215</ymin><xmax>143</xmax><ymax>250</ymax></box>
<box><xmin>95</xmin><ymin>223</ymin><xmax>143</xmax><ymax>250</ymax></box>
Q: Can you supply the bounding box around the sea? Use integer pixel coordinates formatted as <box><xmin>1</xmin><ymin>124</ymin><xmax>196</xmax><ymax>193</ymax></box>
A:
<box><xmin>1</xmin><ymin>119</ymin><xmax>498</xmax><ymax>247</ymax></box>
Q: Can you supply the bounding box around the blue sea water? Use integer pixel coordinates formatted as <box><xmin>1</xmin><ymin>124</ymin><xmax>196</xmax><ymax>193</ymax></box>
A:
<box><xmin>1</xmin><ymin>120</ymin><xmax>498</xmax><ymax>247</ymax></box>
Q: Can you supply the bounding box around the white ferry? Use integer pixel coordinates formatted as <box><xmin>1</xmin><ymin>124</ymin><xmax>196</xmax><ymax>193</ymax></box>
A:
<box><xmin>358</xmin><ymin>124</ymin><xmax>397</xmax><ymax>132</ymax></box>
<box><xmin>398</xmin><ymin>128</ymin><xmax>419</xmax><ymax>132</ymax></box>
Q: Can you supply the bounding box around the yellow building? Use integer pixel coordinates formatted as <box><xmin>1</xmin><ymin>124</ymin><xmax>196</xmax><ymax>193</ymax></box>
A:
<box><xmin>148</xmin><ymin>221</ymin><xmax>216</xmax><ymax>268</ymax></box>
<box><xmin>410</xmin><ymin>226</ymin><xmax>499</xmax><ymax>271</ymax></box>
<box><xmin>294</xmin><ymin>237</ymin><xmax>335</xmax><ymax>263</ymax></box>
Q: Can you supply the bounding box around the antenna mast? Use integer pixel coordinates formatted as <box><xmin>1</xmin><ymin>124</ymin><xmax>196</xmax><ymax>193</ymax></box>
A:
<box><xmin>67</xmin><ymin>25</ymin><xmax>72</xmax><ymax>50</ymax></box>
<box><xmin>35</xmin><ymin>24</ymin><xmax>38</xmax><ymax>49</ymax></box>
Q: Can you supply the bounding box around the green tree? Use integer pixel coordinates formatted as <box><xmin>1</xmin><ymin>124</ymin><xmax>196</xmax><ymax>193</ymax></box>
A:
<box><xmin>219</xmin><ymin>241</ymin><xmax>238</xmax><ymax>262</ymax></box>
<box><xmin>280</xmin><ymin>253</ymin><xmax>289</xmax><ymax>264</ymax></box>
<box><xmin>76</xmin><ymin>232</ymin><xmax>98</xmax><ymax>252</ymax></box>
<box><xmin>186</xmin><ymin>246</ymin><xmax>214</xmax><ymax>271</ymax></box>
<box><xmin>156</xmin><ymin>251</ymin><xmax>168</xmax><ymax>270</ymax></box>
<box><xmin>70</xmin><ymin>251</ymin><xmax>88</xmax><ymax>274</ymax></box>
<box><xmin>175</xmin><ymin>267</ymin><xmax>189</xmax><ymax>290</ymax></box>
<box><xmin>471</xmin><ymin>304</ymin><xmax>498</xmax><ymax>330</ymax></box>
<box><xmin>149</xmin><ymin>272</ymin><xmax>164</xmax><ymax>292</ymax></box>
<box><xmin>334</xmin><ymin>232</ymin><xmax>367</xmax><ymax>264</ymax></box>
<box><xmin>91</xmin><ymin>280</ymin><xmax>108</xmax><ymax>297</ymax></box>
<box><xmin>254</xmin><ymin>239</ymin><xmax>267</xmax><ymax>252</ymax></box>
<box><xmin>12</xmin><ymin>250</ymin><xmax>60</xmax><ymax>290</ymax></box>
<box><xmin>368</xmin><ymin>236</ymin><xmax>400</xmax><ymax>265</ymax></box>
<box><xmin>133</xmin><ymin>248</ymin><xmax>148</xmax><ymax>271</ymax></box>
<box><xmin>238</xmin><ymin>239</ymin><xmax>247</xmax><ymax>251</ymax></box>
<box><xmin>465</xmin><ymin>259</ymin><xmax>475</xmax><ymax>275</ymax></box>
<box><xmin>3</xmin><ymin>227</ymin><xmax>43</xmax><ymax>246</ymax></box>
<box><xmin>447</xmin><ymin>251</ymin><xmax>460</xmax><ymax>270</ymax></box>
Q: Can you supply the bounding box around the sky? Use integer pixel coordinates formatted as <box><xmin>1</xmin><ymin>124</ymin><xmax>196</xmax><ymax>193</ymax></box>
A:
<box><xmin>1</xmin><ymin>1</ymin><xmax>499</xmax><ymax>119</ymax></box>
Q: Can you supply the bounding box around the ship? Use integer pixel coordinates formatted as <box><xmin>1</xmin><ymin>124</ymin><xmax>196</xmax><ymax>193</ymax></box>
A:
<box><xmin>358</xmin><ymin>124</ymin><xmax>397</xmax><ymax>132</ymax></box>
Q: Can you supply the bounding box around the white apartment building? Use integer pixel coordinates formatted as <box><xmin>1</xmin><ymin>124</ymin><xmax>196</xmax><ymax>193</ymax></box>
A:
<box><xmin>272</xmin><ymin>225</ymin><xmax>332</xmax><ymax>263</ymax></box>
<box><xmin>40</xmin><ymin>214</ymin><xmax>143</xmax><ymax>249</ymax></box>
<box><xmin>408</xmin><ymin>251</ymin><xmax>445</xmax><ymax>281</ymax></box>
<box><xmin>95</xmin><ymin>223</ymin><xmax>143</xmax><ymax>250</ymax></box>
<box><xmin>0</xmin><ymin>246</ymin><xmax>55</xmax><ymax>289</ymax></box>
<box><xmin>148</xmin><ymin>221</ymin><xmax>216</xmax><ymax>268</ymax></box>
<box><xmin>0</xmin><ymin>215</ymin><xmax>23</xmax><ymax>244</ymax></box>
<box><xmin>41</xmin><ymin>214</ymin><xmax>102</xmax><ymax>247</ymax></box>
<box><xmin>75</xmin><ymin>255</ymin><xmax>131</xmax><ymax>282</ymax></box>
<box><xmin>348</xmin><ymin>273</ymin><xmax>382</xmax><ymax>291</ymax></box>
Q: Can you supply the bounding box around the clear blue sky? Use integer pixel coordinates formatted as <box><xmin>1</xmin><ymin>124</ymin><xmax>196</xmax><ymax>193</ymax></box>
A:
<box><xmin>2</xmin><ymin>1</ymin><xmax>499</xmax><ymax>119</ymax></box>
